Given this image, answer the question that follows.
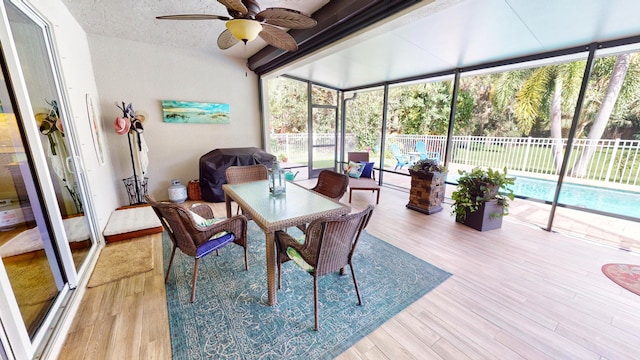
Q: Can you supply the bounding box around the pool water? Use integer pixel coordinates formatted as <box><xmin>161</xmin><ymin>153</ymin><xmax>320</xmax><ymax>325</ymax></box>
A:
<box><xmin>508</xmin><ymin>176</ymin><xmax>640</xmax><ymax>219</ymax></box>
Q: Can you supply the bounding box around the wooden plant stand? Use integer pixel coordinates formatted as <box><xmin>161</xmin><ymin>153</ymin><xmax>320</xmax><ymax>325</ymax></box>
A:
<box><xmin>406</xmin><ymin>171</ymin><xmax>446</xmax><ymax>214</ymax></box>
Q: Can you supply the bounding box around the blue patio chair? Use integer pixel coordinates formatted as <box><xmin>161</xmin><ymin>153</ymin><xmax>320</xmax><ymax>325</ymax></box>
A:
<box><xmin>415</xmin><ymin>141</ymin><xmax>440</xmax><ymax>162</ymax></box>
<box><xmin>391</xmin><ymin>144</ymin><xmax>413</xmax><ymax>170</ymax></box>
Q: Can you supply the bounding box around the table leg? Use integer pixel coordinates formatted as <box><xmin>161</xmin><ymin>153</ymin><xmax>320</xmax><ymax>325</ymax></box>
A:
<box><xmin>265</xmin><ymin>231</ymin><xmax>277</xmax><ymax>305</ymax></box>
<box><xmin>224</xmin><ymin>193</ymin><xmax>232</xmax><ymax>218</ymax></box>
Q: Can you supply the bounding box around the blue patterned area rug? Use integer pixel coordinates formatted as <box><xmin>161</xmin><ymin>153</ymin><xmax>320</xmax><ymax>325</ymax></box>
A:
<box><xmin>163</xmin><ymin>223</ymin><xmax>451</xmax><ymax>359</ymax></box>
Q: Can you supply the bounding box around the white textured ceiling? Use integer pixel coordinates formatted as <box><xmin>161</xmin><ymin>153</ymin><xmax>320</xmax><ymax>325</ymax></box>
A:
<box><xmin>60</xmin><ymin>0</ymin><xmax>329</xmax><ymax>58</ymax></box>
<box><xmin>61</xmin><ymin>0</ymin><xmax>640</xmax><ymax>89</ymax></box>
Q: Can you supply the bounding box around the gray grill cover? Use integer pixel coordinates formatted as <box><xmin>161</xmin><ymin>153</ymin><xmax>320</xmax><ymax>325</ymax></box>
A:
<box><xmin>199</xmin><ymin>147</ymin><xmax>276</xmax><ymax>202</ymax></box>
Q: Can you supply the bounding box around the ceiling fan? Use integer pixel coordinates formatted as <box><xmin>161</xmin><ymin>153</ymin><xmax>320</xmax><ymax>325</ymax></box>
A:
<box><xmin>156</xmin><ymin>0</ymin><xmax>317</xmax><ymax>52</ymax></box>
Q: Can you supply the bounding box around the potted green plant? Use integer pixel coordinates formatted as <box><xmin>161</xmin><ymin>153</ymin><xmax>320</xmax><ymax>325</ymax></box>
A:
<box><xmin>450</xmin><ymin>167</ymin><xmax>515</xmax><ymax>231</ymax></box>
<box><xmin>406</xmin><ymin>159</ymin><xmax>447</xmax><ymax>214</ymax></box>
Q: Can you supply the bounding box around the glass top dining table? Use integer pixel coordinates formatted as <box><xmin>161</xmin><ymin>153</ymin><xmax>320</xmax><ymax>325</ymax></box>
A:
<box><xmin>222</xmin><ymin>180</ymin><xmax>350</xmax><ymax>305</ymax></box>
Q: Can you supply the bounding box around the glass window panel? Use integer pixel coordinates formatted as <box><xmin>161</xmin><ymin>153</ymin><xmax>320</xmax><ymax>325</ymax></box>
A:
<box><xmin>550</xmin><ymin>50</ymin><xmax>640</xmax><ymax>245</ymax></box>
<box><xmin>343</xmin><ymin>89</ymin><xmax>383</xmax><ymax>169</ymax></box>
<box><xmin>311</xmin><ymin>107</ymin><xmax>337</xmax><ymax>170</ymax></box>
<box><xmin>0</xmin><ymin>80</ymin><xmax>63</xmax><ymax>338</ymax></box>
<box><xmin>384</xmin><ymin>79</ymin><xmax>453</xmax><ymax>189</ymax></box>
<box><xmin>267</xmin><ymin>77</ymin><xmax>308</xmax><ymax>174</ymax></box>
<box><xmin>452</xmin><ymin>58</ymin><xmax>586</xmax><ymax>230</ymax></box>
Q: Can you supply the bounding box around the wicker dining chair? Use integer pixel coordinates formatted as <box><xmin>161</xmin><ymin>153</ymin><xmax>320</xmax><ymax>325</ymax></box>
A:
<box><xmin>310</xmin><ymin>169</ymin><xmax>349</xmax><ymax>201</ymax></box>
<box><xmin>145</xmin><ymin>195</ymin><xmax>248</xmax><ymax>302</ymax></box>
<box><xmin>296</xmin><ymin>169</ymin><xmax>350</xmax><ymax>232</ymax></box>
<box><xmin>225</xmin><ymin>164</ymin><xmax>269</xmax><ymax>219</ymax></box>
<box><xmin>275</xmin><ymin>205</ymin><xmax>375</xmax><ymax>330</ymax></box>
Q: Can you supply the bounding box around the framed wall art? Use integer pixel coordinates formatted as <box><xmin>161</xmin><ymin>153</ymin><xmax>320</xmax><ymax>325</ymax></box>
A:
<box><xmin>161</xmin><ymin>100</ymin><xmax>230</xmax><ymax>124</ymax></box>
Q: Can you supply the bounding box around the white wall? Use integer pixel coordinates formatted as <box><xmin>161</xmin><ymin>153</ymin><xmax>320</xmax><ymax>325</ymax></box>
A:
<box><xmin>87</xmin><ymin>35</ymin><xmax>263</xmax><ymax>204</ymax></box>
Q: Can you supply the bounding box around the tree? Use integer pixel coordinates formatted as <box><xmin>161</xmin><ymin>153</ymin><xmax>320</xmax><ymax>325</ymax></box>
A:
<box><xmin>571</xmin><ymin>53</ymin><xmax>631</xmax><ymax>177</ymax></box>
<box><xmin>267</xmin><ymin>77</ymin><xmax>308</xmax><ymax>133</ymax></box>
<box><xmin>387</xmin><ymin>81</ymin><xmax>472</xmax><ymax>135</ymax></box>
<box><xmin>388</xmin><ymin>84</ymin><xmax>439</xmax><ymax>134</ymax></box>
<box><xmin>459</xmin><ymin>75</ymin><xmax>504</xmax><ymax>136</ymax></box>
<box><xmin>508</xmin><ymin>63</ymin><xmax>584</xmax><ymax>171</ymax></box>
<box><xmin>345</xmin><ymin>90</ymin><xmax>384</xmax><ymax>151</ymax></box>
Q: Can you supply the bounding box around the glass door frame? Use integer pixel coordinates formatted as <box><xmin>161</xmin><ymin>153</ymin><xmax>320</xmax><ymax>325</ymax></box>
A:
<box><xmin>0</xmin><ymin>27</ymin><xmax>67</xmax><ymax>360</ymax></box>
<box><xmin>307</xmin><ymin>82</ymin><xmax>340</xmax><ymax>178</ymax></box>
<box><xmin>5</xmin><ymin>0</ymin><xmax>85</xmax><ymax>287</ymax></box>
<box><xmin>12</xmin><ymin>0</ymin><xmax>102</xmax><ymax>274</ymax></box>
<box><xmin>0</xmin><ymin>0</ymin><xmax>99</xmax><ymax>356</ymax></box>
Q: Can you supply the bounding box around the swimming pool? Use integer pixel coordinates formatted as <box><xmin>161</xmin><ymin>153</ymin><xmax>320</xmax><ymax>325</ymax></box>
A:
<box><xmin>508</xmin><ymin>176</ymin><xmax>640</xmax><ymax>219</ymax></box>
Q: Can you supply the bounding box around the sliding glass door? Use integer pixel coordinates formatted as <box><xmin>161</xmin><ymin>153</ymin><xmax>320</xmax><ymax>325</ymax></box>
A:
<box><xmin>309</xmin><ymin>84</ymin><xmax>339</xmax><ymax>177</ymax></box>
<box><xmin>0</xmin><ymin>0</ymin><xmax>98</xmax><ymax>357</ymax></box>
<box><xmin>266</xmin><ymin>78</ymin><xmax>340</xmax><ymax>179</ymax></box>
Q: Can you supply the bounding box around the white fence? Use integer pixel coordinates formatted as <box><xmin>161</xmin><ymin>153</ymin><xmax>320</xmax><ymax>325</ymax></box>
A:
<box><xmin>270</xmin><ymin>133</ymin><xmax>356</xmax><ymax>163</ymax></box>
<box><xmin>270</xmin><ymin>133</ymin><xmax>640</xmax><ymax>186</ymax></box>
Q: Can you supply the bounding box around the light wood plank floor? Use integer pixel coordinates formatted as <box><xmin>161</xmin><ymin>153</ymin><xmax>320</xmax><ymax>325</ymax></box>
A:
<box><xmin>59</xmin><ymin>182</ymin><xmax>640</xmax><ymax>359</ymax></box>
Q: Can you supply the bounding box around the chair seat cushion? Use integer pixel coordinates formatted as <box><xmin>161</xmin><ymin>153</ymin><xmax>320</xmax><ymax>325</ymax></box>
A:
<box><xmin>196</xmin><ymin>232</ymin><xmax>235</xmax><ymax>258</ymax></box>
<box><xmin>189</xmin><ymin>210</ymin><xmax>229</xmax><ymax>237</ymax></box>
<box><xmin>103</xmin><ymin>207</ymin><xmax>163</xmax><ymax>243</ymax></box>
<box><xmin>189</xmin><ymin>210</ymin><xmax>224</xmax><ymax>227</ymax></box>
<box><xmin>286</xmin><ymin>247</ymin><xmax>314</xmax><ymax>273</ymax></box>
<box><xmin>348</xmin><ymin>177</ymin><xmax>380</xmax><ymax>189</ymax></box>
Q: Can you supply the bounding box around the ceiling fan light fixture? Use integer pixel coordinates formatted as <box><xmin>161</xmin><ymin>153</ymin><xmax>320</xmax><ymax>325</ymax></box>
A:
<box><xmin>226</xmin><ymin>19</ymin><xmax>262</xmax><ymax>43</ymax></box>
<box><xmin>157</xmin><ymin>1</ymin><xmax>315</xmax><ymax>52</ymax></box>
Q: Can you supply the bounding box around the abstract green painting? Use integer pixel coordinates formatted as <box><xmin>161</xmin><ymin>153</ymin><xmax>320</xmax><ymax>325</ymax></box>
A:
<box><xmin>161</xmin><ymin>100</ymin><xmax>230</xmax><ymax>124</ymax></box>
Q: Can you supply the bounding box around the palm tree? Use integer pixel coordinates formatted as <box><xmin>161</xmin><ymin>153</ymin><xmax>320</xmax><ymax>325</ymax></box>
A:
<box><xmin>494</xmin><ymin>54</ymin><xmax>640</xmax><ymax>178</ymax></box>
<box><xmin>510</xmin><ymin>63</ymin><xmax>584</xmax><ymax>171</ymax></box>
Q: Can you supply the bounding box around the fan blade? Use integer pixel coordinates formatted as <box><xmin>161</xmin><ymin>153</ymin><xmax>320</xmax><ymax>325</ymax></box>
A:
<box><xmin>259</xmin><ymin>24</ymin><xmax>298</xmax><ymax>52</ymax></box>
<box><xmin>257</xmin><ymin>8</ymin><xmax>317</xmax><ymax>29</ymax></box>
<box><xmin>217</xmin><ymin>29</ymin><xmax>240</xmax><ymax>50</ymax></box>
<box><xmin>156</xmin><ymin>14</ymin><xmax>230</xmax><ymax>21</ymax></box>
<box><xmin>218</xmin><ymin>0</ymin><xmax>248</xmax><ymax>15</ymax></box>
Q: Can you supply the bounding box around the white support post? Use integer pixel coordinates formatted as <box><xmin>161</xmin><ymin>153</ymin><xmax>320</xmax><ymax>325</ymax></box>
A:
<box><xmin>604</xmin><ymin>138</ymin><xmax>620</xmax><ymax>183</ymax></box>
<box><xmin>285</xmin><ymin>134</ymin><xmax>290</xmax><ymax>161</ymax></box>
<box><xmin>464</xmin><ymin>135</ymin><xmax>471</xmax><ymax>165</ymax></box>
<box><xmin>522</xmin><ymin>136</ymin><xmax>532</xmax><ymax>172</ymax></box>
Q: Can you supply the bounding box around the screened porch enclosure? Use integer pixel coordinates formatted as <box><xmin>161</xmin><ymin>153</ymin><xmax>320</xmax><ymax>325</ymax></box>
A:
<box><xmin>266</xmin><ymin>39</ymin><xmax>640</xmax><ymax>252</ymax></box>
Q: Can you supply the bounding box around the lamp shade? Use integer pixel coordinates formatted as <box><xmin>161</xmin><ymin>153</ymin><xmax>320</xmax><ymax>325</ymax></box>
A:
<box><xmin>225</xmin><ymin>19</ymin><xmax>263</xmax><ymax>43</ymax></box>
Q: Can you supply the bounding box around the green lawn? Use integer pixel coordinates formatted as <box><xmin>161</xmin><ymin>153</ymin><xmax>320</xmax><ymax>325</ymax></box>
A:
<box><xmin>449</xmin><ymin>145</ymin><xmax>639</xmax><ymax>183</ymax></box>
